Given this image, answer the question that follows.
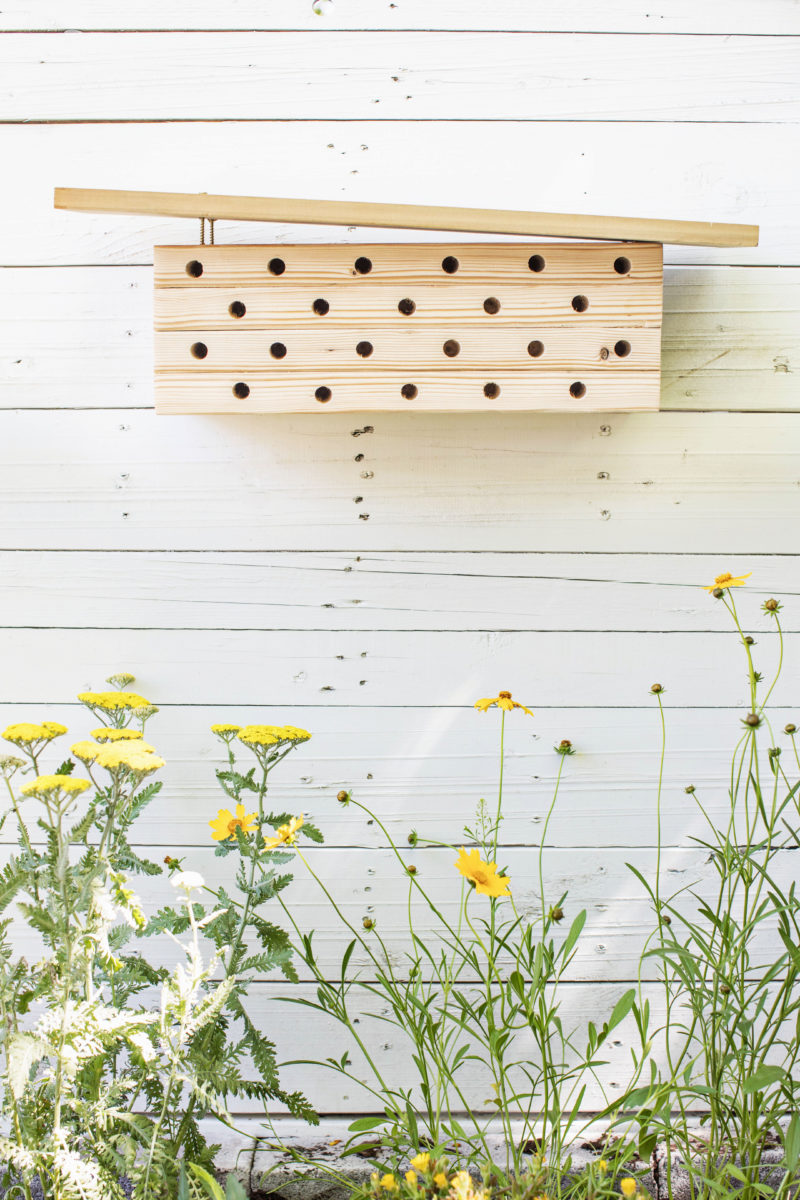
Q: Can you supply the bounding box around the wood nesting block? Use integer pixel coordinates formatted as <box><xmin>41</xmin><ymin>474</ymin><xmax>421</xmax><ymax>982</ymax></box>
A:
<box><xmin>154</xmin><ymin>242</ymin><xmax>663</xmax><ymax>414</ymax></box>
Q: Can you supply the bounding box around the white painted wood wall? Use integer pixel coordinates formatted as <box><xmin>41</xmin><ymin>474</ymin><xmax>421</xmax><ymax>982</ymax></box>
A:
<box><xmin>2</xmin><ymin>0</ymin><xmax>800</xmax><ymax>1152</ymax></box>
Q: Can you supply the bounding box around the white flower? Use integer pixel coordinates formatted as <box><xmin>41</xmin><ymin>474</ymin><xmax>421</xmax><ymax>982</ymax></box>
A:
<box><xmin>170</xmin><ymin>870</ymin><xmax>205</xmax><ymax>892</ymax></box>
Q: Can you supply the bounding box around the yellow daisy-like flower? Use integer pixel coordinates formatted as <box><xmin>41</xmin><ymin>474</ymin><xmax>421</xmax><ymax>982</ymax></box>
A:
<box><xmin>434</xmin><ymin>1175</ymin><xmax>448</xmax><ymax>1190</ymax></box>
<box><xmin>93</xmin><ymin>744</ymin><xmax>164</xmax><ymax>775</ymax></box>
<box><xmin>410</xmin><ymin>1154</ymin><xmax>430</xmax><ymax>1173</ymax></box>
<box><xmin>620</xmin><ymin>1182</ymin><xmax>637</xmax><ymax>1199</ymax></box>
<box><xmin>405</xmin><ymin>1172</ymin><xmax>418</xmax><ymax>1186</ymax></box>
<box><xmin>20</xmin><ymin>775</ymin><xmax>90</xmax><ymax>799</ymax></box>
<box><xmin>379</xmin><ymin>1176</ymin><xmax>397</xmax><ymax>1192</ymax></box>
<box><xmin>703</xmin><ymin>571</ymin><xmax>751</xmax><ymax>593</ymax></box>
<box><xmin>448</xmin><ymin>1171</ymin><xmax>487</xmax><ymax>1200</ymax></box>
<box><xmin>264</xmin><ymin>814</ymin><xmax>304</xmax><ymax>850</ymax></box>
<box><xmin>455</xmin><ymin>847</ymin><xmax>511</xmax><ymax>898</ymax></box>
<box><xmin>209</xmin><ymin>802</ymin><xmax>258</xmax><ymax>842</ymax></box>
<box><xmin>71</xmin><ymin>740</ymin><xmax>101</xmax><ymax>764</ymax></box>
<box><xmin>3</xmin><ymin>722</ymin><xmax>66</xmax><ymax>746</ymax></box>
<box><xmin>91</xmin><ymin>727</ymin><xmax>143</xmax><ymax>743</ymax></box>
<box><xmin>474</xmin><ymin>691</ymin><xmax>533</xmax><ymax>717</ymax></box>
<box><xmin>77</xmin><ymin>691</ymin><xmax>151</xmax><ymax>713</ymax></box>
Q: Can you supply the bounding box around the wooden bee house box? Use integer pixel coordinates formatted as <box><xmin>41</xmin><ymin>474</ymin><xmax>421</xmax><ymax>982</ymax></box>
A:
<box><xmin>153</xmin><ymin>241</ymin><xmax>663</xmax><ymax>414</ymax></box>
<box><xmin>54</xmin><ymin>188</ymin><xmax>759</xmax><ymax>415</ymax></box>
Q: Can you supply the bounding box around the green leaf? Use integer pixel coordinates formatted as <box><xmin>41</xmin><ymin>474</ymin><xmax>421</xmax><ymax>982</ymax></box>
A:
<box><xmin>562</xmin><ymin>910</ymin><xmax>587</xmax><ymax>958</ymax></box>
<box><xmin>784</xmin><ymin>1111</ymin><xmax>800</xmax><ymax>1171</ymax></box>
<box><xmin>348</xmin><ymin>1116</ymin><xmax>385</xmax><ymax>1132</ymax></box>
<box><xmin>742</xmin><ymin>1064</ymin><xmax>786</xmax><ymax>1094</ymax></box>
<box><xmin>226</xmin><ymin>1177</ymin><xmax>249</xmax><ymax>1200</ymax></box>
<box><xmin>607</xmin><ymin>988</ymin><xmax>636</xmax><ymax>1032</ymax></box>
<box><xmin>189</xmin><ymin>1162</ymin><xmax>226</xmax><ymax>1200</ymax></box>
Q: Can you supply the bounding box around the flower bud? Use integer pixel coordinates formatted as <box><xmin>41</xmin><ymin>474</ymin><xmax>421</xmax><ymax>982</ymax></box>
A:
<box><xmin>407</xmin><ymin>830</ymin><xmax>418</xmax><ymax>846</ymax></box>
<box><xmin>650</xmin><ymin>683</ymin><xmax>664</xmax><ymax>694</ymax></box>
<box><xmin>684</xmin><ymin>785</ymin><xmax>695</xmax><ymax>794</ymax></box>
<box><xmin>406</xmin><ymin>864</ymin><xmax>418</xmax><ymax>875</ymax></box>
<box><xmin>785</xmin><ymin>723</ymin><xmax>797</xmax><ymax>735</ymax></box>
<box><xmin>337</xmin><ymin>789</ymin><xmax>351</xmax><ymax>805</ymax></box>
<box><xmin>548</xmin><ymin>905</ymin><xmax>564</xmax><ymax>923</ymax></box>
<box><xmin>768</xmin><ymin>746</ymin><xmax>781</xmax><ymax>759</ymax></box>
<box><xmin>764</xmin><ymin>598</ymin><xmax>779</xmax><ymax>612</ymax></box>
<box><xmin>712</xmin><ymin>587</ymin><xmax>725</xmax><ymax>599</ymax></box>
<box><xmin>555</xmin><ymin>739</ymin><xmax>574</xmax><ymax>756</ymax></box>
<box><xmin>661</xmin><ymin>914</ymin><xmax>672</xmax><ymax>926</ymax></box>
<box><xmin>720</xmin><ymin>983</ymin><xmax>730</xmax><ymax>995</ymax></box>
<box><xmin>362</xmin><ymin>916</ymin><xmax>375</xmax><ymax>930</ymax></box>
<box><xmin>743</xmin><ymin>713</ymin><xmax>761</xmax><ymax>728</ymax></box>
<box><xmin>744</xmin><ymin>636</ymin><xmax>755</xmax><ymax>645</ymax></box>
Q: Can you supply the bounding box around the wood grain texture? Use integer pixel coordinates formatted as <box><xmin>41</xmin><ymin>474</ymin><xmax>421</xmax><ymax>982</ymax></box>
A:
<box><xmin>5</xmin><ymin>124</ymin><xmax>781</xmax><ymax>267</ymax></box>
<box><xmin>0</xmin><ymin>409</ymin><xmax>799</xmax><ymax>550</ymax></box>
<box><xmin>5</xmin><ymin>33</ymin><xmax>799</xmax><ymax>123</ymax></box>
<box><xmin>5</xmin><ymin>267</ymin><xmax>799</xmax><ymax>411</ymax></box>
<box><xmin>3</xmin><ymin>1</ymin><xmax>799</xmax><ymax>33</ymax></box>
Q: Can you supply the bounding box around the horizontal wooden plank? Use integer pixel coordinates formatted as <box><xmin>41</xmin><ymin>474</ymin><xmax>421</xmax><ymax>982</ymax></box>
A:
<box><xmin>60</xmin><ymin>193</ymin><xmax>748</xmax><ymax>248</ymax></box>
<box><xmin>2</xmin><ymin>843</ymin><xmax>792</xmax><ymax>981</ymax></box>
<box><xmin>155</xmin><ymin>242</ymin><xmax>664</xmax><ymax>287</ymax></box>
<box><xmin>5</xmin><ymin>266</ymin><xmax>798</xmax><ymax>411</ymax></box>
<box><xmin>3</xmin><ymin>1</ymin><xmax>799</xmax><ymax>33</ymax></box>
<box><xmin>0</xmin><ymin>409</ymin><xmax>799</xmax><ymax>549</ymax></box>
<box><xmin>0</xmin><ymin>701</ymin><xmax>791</xmax><ymax>849</ymax></box>
<box><xmin>4</xmin><ymin>32</ymin><xmax>798</xmax><ymax>122</ymax></box>
<box><xmin>0</xmin><ymin>551</ymin><xmax>783</xmax><ymax>632</ymax></box>
<box><xmin>2</xmin><ymin>124</ymin><xmax>781</xmax><ymax>267</ymax></box>
<box><xmin>0</xmin><ymin>628</ymin><xmax>793</xmax><ymax>709</ymax></box>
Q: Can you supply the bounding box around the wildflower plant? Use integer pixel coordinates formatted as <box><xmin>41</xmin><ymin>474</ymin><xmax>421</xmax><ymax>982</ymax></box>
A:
<box><xmin>629</xmin><ymin>573</ymin><xmax>800</xmax><ymax>1199</ymax></box>
<box><xmin>0</xmin><ymin>679</ymin><xmax>314</xmax><ymax>1199</ymax></box>
<box><xmin>276</xmin><ymin>691</ymin><xmax>651</xmax><ymax>1195</ymax></box>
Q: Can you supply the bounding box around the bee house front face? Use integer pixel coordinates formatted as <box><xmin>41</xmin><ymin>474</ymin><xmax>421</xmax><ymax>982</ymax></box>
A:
<box><xmin>153</xmin><ymin>241</ymin><xmax>663</xmax><ymax>414</ymax></box>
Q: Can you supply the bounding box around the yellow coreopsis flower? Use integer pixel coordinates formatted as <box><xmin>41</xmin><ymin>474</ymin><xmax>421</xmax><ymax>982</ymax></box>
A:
<box><xmin>434</xmin><ymin>1175</ymin><xmax>448</xmax><ymax>1190</ymax></box>
<box><xmin>91</xmin><ymin>727</ymin><xmax>144</xmax><ymax>743</ymax></box>
<box><xmin>410</xmin><ymin>1154</ymin><xmax>430</xmax><ymax>1173</ymax></box>
<box><xmin>209</xmin><ymin>802</ymin><xmax>258</xmax><ymax>842</ymax></box>
<box><xmin>263</xmin><ymin>814</ymin><xmax>304</xmax><ymax>850</ymax></box>
<box><xmin>474</xmin><ymin>691</ymin><xmax>533</xmax><ymax>717</ymax></box>
<box><xmin>379</xmin><ymin>1175</ymin><xmax>397</xmax><ymax>1192</ymax></box>
<box><xmin>620</xmin><ymin>1181</ymin><xmax>637</xmax><ymax>1199</ymax></box>
<box><xmin>703</xmin><ymin>571</ymin><xmax>751</xmax><ymax>593</ymax></box>
<box><xmin>20</xmin><ymin>775</ymin><xmax>90</xmax><ymax>799</ymax></box>
<box><xmin>455</xmin><ymin>847</ymin><xmax>511</xmax><ymax>898</ymax></box>
<box><xmin>405</xmin><ymin>1172</ymin><xmax>418</xmax><ymax>1186</ymax></box>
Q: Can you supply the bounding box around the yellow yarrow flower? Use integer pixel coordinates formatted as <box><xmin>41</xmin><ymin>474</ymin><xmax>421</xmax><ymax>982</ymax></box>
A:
<box><xmin>620</xmin><ymin>1181</ymin><xmax>637</xmax><ymax>1199</ymax></box>
<box><xmin>455</xmin><ymin>847</ymin><xmax>511</xmax><ymax>898</ymax></box>
<box><xmin>703</xmin><ymin>571</ymin><xmax>751</xmax><ymax>593</ymax></box>
<box><xmin>20</xmin><ymin>775</ymin><xmax>90</xmax><ymax>799</ymax></box>
<box><xmin>264</xmin><ymin>814</ymin><xmax>304</xmax><ymax>850</ymax></box>
<box><xmin>474</xmin><ymin>691</ymin><xmax>533</xmax><ymax>717</ymax></box>
<box><xmin>209</xmin><ymin>803</ymin><xmax>258</xmax><ymax>842</ymax></box>
<box><xmin>77</xmin><ymin>691</ymin><xmax>151</xmax><ymax>713</ymax></box>
<box><xmin>3</xmin><ymin>722</ymin><xmax>66</xmax><ymax>746</ymax></box>
<box><xmin>71</xmin><ymin>740</ymin><xmax>101</xmax><ymax>764</ymax></box>
<box><xmin>210</xmin><ymin>723</ymin><xmax>242</xmax><ymax>740</ymax></box>
<box><xmin>239</xmin><ymin>724</ymin><xmax>312</xmax><ymax>750</ymax></box>
<box><xmin>91</xmin><ymin>727</ymin><xmax>143</xmax><ymax>743</ymax></box>
<box><xmin>434</xmin><ymin>1175</ymin><xmax>448</xmax><ymax>1190</ymax></box>
<box><xmin>93</xmin><ymin>744</ymin><xmax>164</xmax><ymax>775</ymax></box>
<box><xmin>410</xmin><ymin>1154</ymin><xmax>430</xmax><ymax>1173</ymax></box>
<box><xmin>379</xmin><ymin>1175</ymin><xmax>397</xmax><ymax>1192</ymax></box>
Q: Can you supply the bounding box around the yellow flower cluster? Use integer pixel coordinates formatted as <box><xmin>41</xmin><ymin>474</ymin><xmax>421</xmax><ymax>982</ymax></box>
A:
<box><xmin>71</xmin><ymin>738</ymin><xmax>164</xmax><ymax>776</ymax></box>
<box><xmin>238</xmin><ymin>724</ymin><xmax>311</xmax><ymax>749</ymax></box>
<box><xmin>91</xmin><ymin>727</ymin><xmax>144</xmax><ymax>743</ymax></box>
<box><xmin>371</xmin><ymin>1155</ymin><xmax>484</xmax><ymax>1200</ymax></box>
<box><xmin>20</xmin><ymin>775</ymin><xmax>90</xmax><ymax>799</ymax></box>
<box><xmin>77</xmin><ymin>691</ymin><xmax>151</xmax><ymax>713</ymax></box>
<box><xmin>3</xmin><ymin>722</ymin><xmax>67</xmax><ymax>747</ymax></box>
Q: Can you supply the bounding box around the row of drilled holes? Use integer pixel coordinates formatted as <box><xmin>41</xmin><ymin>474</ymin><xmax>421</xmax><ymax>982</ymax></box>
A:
<box><xmin>225</xmin><ymin>295</ymin><xmax>595</xmax><ymax>319</ymax></box>
<box><xmin>190</xmin><ymin>338</ymin><xmax>631</xmax><ymax>360</ymax></box>
<box><xmin>229</xmin><ymin>380</ymin><xmax>589</xmax><ymax>402</ymax></box>
<box><xmin>186</xmin><ymin>254</ymin><xmax>633</xmax><ymax>279</ymax></box>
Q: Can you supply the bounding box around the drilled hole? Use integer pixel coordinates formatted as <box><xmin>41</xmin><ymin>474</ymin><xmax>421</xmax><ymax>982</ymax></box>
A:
<box><xmin>185</xmin><ymin>260</ymin><xmax>203</xmax><ymax>278</ymax></box>
<box><xmin>270</xmin><ymin>342</ymin><xmax>287</xmax><ymax>359</ymax></box>
<box><xmin>190</xmin><ymin>342</ymin><xmax>208</xmax><ymax>359</ymax></box>
<box><xmin>232</xmin><ymin>382</ymin><xmax>250</xmax><ymax>399</ymax></box>
<box><xmin>315</xmin><ymin>386</ymin><xmax>332</xmax><ymax>403</ymax></box>
<box><xmin>484</xmin><ymin>382</ymin><xmax>501</xmax><ymax>399</ymax></box>
<box><xmin>398</xmin><ymin>298</ymin><xmax>416</xmax><ymax>316</ymax></box>
<box><xmin>443</xmin><ymin>339</ymin><xmax>461</xmax><ymax>358</ymax></box>
<box><xmin>441</xmin><ymin>255</ymin><xmax>459</xmax><ymax>274</ymax></box>
<box><xmin>569</xmin><ymin>381</ymin><xmax>587</xmax><ymax>399</ymax></box>
<box><xmin>527</xmin><ymin>340</ymin><xmax>545</xmax><ymax>358</ymax></box>
<box><xmin>528</xmin><ymin>254</ymin><xmax>545</xmax><ymax>273</ymax></box>
<box><xmin>614</xmin><ymin>340</ymin><xmax>632</xmax><ymax>358</ymax></box>
<box><xmin>614</xmin><ymin>256</ymin><xmax>632</xmax><ymax>275</ymax></box>
<box><xmin>268</xmin><ymin>258</ymin><xmax>286</xmax><ymax>276</ymax></box>
<box><xmin>356</xmin><ymin>341</ymin><xmax>374</xmax><ymax>358</ymax></box>
<box><xmin>401</xmin><ymin>383</ymin><xmax>418</xmax><ymax>400</ymax></box>
<box><xmin>354</xmin><ymin>256</ymin><xmax>373</xmax><ymax>275</ymax></box>
<box><xmin>571</xmin><ymin>295</ymin><xmax>589</xmax><ymax>313</ymax></box>
<box><xmin>483</xmin><ymin>297</ymin><xmax>501</xmax><ymax>315</ymax></box>
<box><xmin>229</xmin><ymin>300</ymin><xmax>246</xmax><ymax>319</ymax></box>
<box><xmin>312</xmin><ymin>298</ymin><xmax>330</xmax><ymax>316</ymax></box>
